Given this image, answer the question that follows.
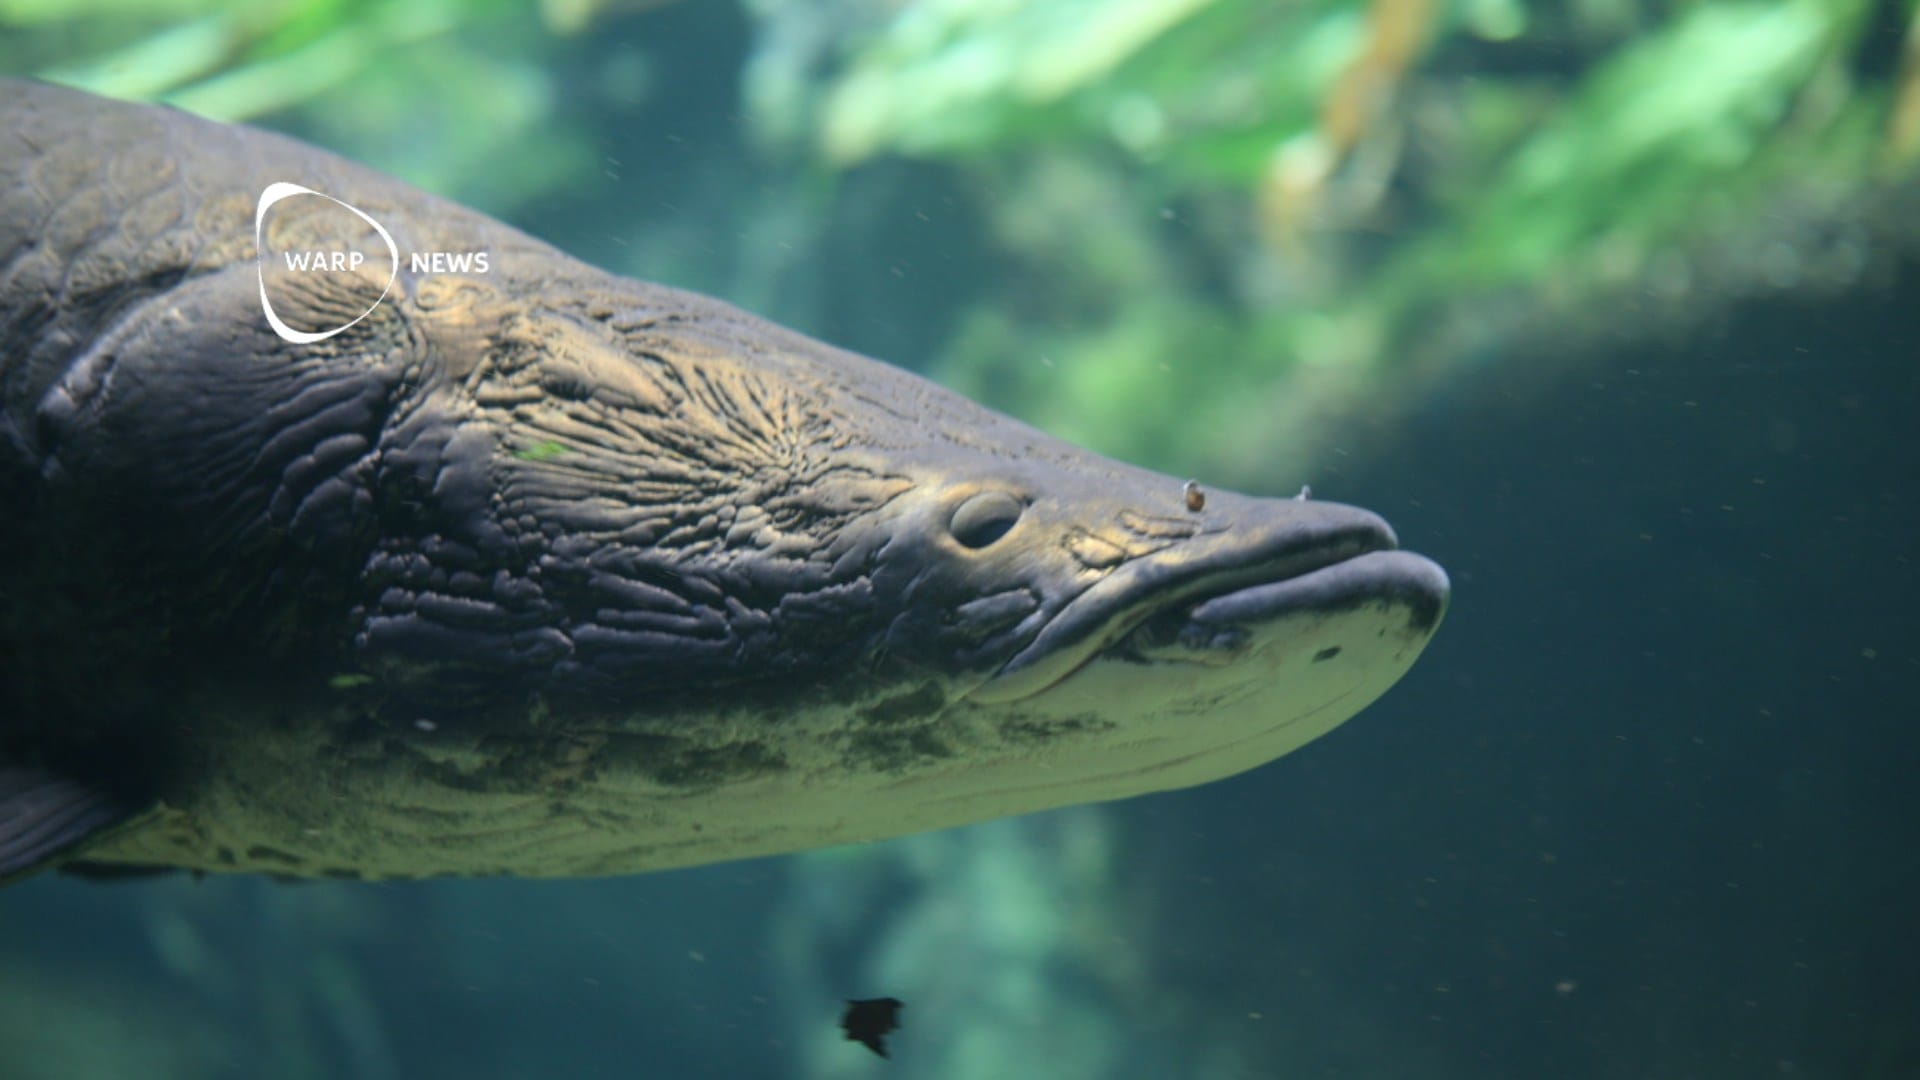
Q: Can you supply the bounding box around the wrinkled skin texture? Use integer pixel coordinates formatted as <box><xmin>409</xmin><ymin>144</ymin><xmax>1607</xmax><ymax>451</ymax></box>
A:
<box><xmin>0</xmin><ymin>81</ymin><xmax>1446</xmax><ymax>880</ymax></box>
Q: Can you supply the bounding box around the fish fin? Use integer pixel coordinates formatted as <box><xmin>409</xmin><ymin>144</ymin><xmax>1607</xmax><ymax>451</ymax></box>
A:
<box><xmin>0</xmin><ymin>767</ymin><xmax>140</xmax><ymax>885</ymax></box>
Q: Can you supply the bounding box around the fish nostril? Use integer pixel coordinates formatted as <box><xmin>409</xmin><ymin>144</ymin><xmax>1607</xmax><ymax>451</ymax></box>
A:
<box><xmin>950</xmin><ymin>491</ymin><xmax>1024</xmax><ymax>549</ymax></box>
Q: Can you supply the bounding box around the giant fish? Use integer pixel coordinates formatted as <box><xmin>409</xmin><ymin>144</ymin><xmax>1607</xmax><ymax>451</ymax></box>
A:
<box><xmin>0</xmin><ymin>79</ymin><xmax>1447</xmax><ymax>883</ymax></box>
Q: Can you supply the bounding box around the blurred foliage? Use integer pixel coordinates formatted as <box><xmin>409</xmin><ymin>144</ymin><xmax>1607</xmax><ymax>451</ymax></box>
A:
<box><xmin>4</xmin><ymin>0</ymin><xmax>1914</xmax><ymax>486</ymax></box>
<box><xmin>746</xmin><ymin>0</ymin><xmax>1906</xmax><ymax>480</ymax></box>
<box><xmin>3</xmin><ymin>0</ymin><xmax>590</xmax><ymax>212</ymax></box>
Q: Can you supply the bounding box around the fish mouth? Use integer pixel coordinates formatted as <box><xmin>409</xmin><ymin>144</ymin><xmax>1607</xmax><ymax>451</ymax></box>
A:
<box><xmin>1121</xmin><ymin>549</ymin><xmax>1449</xmax><ymax>663</ymax></box>
<box><xmin>972</xmin><ymin>504</ymin><xmax>1448</xmax><ymax>704</ymax></box>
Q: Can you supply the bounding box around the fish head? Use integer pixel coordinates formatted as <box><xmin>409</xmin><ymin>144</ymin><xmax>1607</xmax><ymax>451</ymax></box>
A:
<box><xmin>375</xmin><ymin>276</ymin><xmax>1446</xmax><ymax>851</ymax></box>
<box><xmin>833</xmin><ymin>377</ymin><xmax>1450</xmax><ymax>818</ymax></box>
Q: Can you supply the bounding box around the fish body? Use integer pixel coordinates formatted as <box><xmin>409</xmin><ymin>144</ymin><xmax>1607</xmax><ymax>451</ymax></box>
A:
<box><xmin>0</xmin><ymin>80</ymin><xmax>1446</xmax><ymax>883</ymax></box>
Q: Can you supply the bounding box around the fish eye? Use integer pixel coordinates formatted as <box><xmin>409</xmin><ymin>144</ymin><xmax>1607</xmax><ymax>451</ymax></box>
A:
<box><xmin>949</xmin><ymin>491</ymin><xmax>1025</xmax><ymax>549</ymax></box>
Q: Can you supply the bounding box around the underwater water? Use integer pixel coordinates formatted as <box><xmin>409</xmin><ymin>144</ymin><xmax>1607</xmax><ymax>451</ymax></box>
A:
<box><xmin>2</xmin><ymin>2</ymin><xmax>1917</xmax><ymax>1077</ymax></box>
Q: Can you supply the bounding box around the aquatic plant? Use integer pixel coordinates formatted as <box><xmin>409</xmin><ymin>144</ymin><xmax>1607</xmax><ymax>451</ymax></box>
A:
<box><xmin>747</xmin><ymin>0</ymin><xmax>1905</xmax><ymax>477</ymax></box>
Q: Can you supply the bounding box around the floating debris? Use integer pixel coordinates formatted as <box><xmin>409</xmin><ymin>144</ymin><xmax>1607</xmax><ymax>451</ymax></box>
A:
<box><xmin>841</xmin><ymin>997</ymin><xmax>904</xmax><ymax>1059</ymax></box>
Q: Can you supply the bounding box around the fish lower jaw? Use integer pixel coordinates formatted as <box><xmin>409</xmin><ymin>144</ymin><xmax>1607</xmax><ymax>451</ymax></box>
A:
<box><xmin>973</xmin><ymin>548</ymin><xmax>1448</xmax><ymax>703</ymax></box>
<box><xmin>902</xmin><ymin>588</ymin><xmax>1443</xmax><ymax>826</ymax></box>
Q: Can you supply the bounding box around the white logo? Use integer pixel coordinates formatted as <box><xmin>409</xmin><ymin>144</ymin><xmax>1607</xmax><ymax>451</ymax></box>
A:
<box><xmin>254</xmin><ymin>182</ymin><xmax>398</xmax><ymax>345</ymax></box>
<box><xmin>254</xmin><ymin>182</ymin><xmax>492</xmax><ymax>345</ymax></box>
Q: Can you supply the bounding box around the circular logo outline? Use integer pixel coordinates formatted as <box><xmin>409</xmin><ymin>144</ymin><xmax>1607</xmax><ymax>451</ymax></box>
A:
<box><xmin>254</xmin><ymin>181</ymin><xmax>399</xmax><ymax>345</ymax></box>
